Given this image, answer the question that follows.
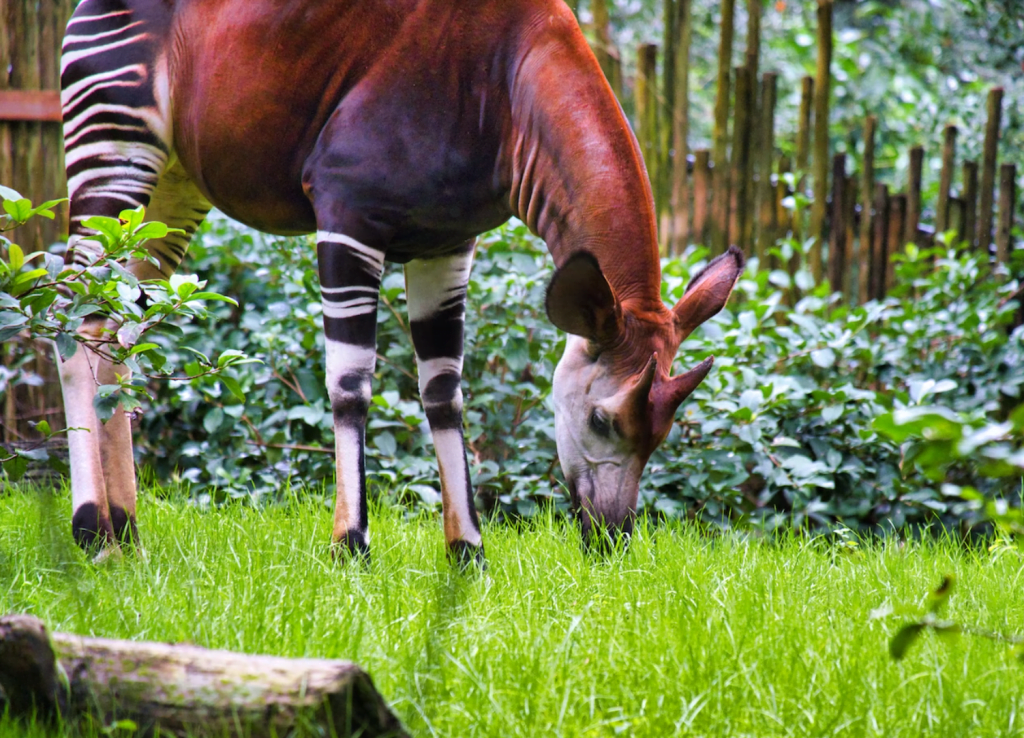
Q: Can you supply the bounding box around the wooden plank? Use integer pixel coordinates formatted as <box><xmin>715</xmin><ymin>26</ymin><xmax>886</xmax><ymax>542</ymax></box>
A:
<box><xmin>996</xmin><ymin>163</ymin><xmax>1016</xmax><ymax>265</ymax></box>
<box><xmin>808</xmin><ymin>0</ymin><xmax>833</xmax><ymax>283</ymax></box>
<box><xmin>935</xmin><ymin>124</ymin><xmax>957</xmax><ymax>235</ymax></box>
<box><xmin>977</xmin><ymin>87</ymin><xmax>1004</xmax><ymax>255</ymax></box>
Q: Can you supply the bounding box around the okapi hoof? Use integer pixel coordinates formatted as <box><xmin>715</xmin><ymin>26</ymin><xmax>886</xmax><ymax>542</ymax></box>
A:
<box><xmin>447</xmin><ymin>541</ymin><xmax>486</xmax><ymax>571</ymax></box>
<box><xmin>109</xmin><ymin>506</ymin><xmax>141</xmax><ymax>550</ymax></box>
<box><xmin>330</xmin><ymin>532</ymin><xmax>370</xmax><ymax>564</ymax></box>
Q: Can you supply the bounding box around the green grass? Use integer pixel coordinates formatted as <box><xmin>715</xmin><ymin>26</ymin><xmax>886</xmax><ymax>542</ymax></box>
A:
<box><xmin>2</xmin><ymin>486</ymin><xmax>1024</xmax><ymax>737</ymax></box>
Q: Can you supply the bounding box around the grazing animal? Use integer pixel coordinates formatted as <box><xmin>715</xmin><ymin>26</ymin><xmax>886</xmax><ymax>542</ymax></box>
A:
<box><xmin>58</xmin><ymin>0</ymin><xmax>745</xmax><ymax>563</ymax></box>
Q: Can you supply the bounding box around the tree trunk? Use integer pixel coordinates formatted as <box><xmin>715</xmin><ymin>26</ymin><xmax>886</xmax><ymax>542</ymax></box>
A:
<box><xmin>0</xmin><ymin>615</ymin><xmax>408</xmax><ymax>738</ymax></box>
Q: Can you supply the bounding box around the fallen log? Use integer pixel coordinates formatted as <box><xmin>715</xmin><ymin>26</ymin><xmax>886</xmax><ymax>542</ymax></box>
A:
<box><xmin>0</xmin><ymin>615</ymin><xmax>408</xmax><ymax>737</ymax></box>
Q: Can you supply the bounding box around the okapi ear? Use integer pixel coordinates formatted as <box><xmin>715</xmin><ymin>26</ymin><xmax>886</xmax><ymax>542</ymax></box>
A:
<box><xmin>546</xmin><ymin>251</ymin><xmax>623</xmax><ymax>345</ymax></box>
<box><xmin>672</xmin><ymin>245</ymin><xmax>746</xmax><ymax>341</ymax></box>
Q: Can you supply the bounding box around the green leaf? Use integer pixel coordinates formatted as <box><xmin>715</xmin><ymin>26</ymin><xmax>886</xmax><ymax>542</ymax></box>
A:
<box><xmin>810</xmin><ymin>348</ymin><xmax>836</xmax><ymax>368</ymax></box>
<box><xmin>889</xmin><ymin>623</ymin><xmax>925</xmax><ymax>660</ymax></box>
<box><xmin>221</xmin><ymin>375</ymin><xmax>245</xmax><ymax>402</ymax></box>
<box><xmin>56</xmin><ymin>332</ymin><xmax>78</xmax><ymax>361</ymax></box>
<box><xmin>0</xmin><ymin>184</ymin><xmax>23</xmax><ymax>201</ymax></box>
<box><xmin>1</xmin><ymin>453</ymin><xmax>28</xmax><ymax>481</ymax></box>
<box><xmin>188</xmin><ymin>291</ymin><xmax>239</xmax><ymax>306</ymax></box>
<box><xmin>3</xmin><ymin>198</ymin><xmax>33</xmax><ymax>222</ymax></box>
<box><xmin>128</xmin><ymin>342</ymin><xmax>160</xmax><ymax>356</ymax></box>
<box><xmin>82</xmin><ymin>216</ymin><xmax>123</xmax><ymax>249</ymax></box>
<box><xmin>7</xmin><ymin>242</ymin><xmax>23</xmax><ymax>271</ymax></box>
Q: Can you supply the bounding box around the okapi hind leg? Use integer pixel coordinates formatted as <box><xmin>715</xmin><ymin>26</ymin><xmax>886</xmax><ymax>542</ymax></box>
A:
<box><xmin>404</xmin><ymin>242</ymin><xmax>485</xmax><ymax>568</ymax></box>
<box><xmin>313</xmin><ymin>229</ymin><xmax>386</xmax><ymax>561</ymax></box>
<box><xmin>60</xmin><ymin>162</ymin><xmax>210</xmax><ymax>555</ymax></box>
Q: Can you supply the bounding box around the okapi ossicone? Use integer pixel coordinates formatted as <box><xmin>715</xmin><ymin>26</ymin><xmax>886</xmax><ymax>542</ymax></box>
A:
<box><xmin>59</xmin><ymin>0</ymin><xmax>745</xmax><ymax>563</ymax></box>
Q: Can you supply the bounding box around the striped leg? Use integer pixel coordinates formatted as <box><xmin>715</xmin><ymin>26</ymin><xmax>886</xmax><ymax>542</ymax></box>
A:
<box><xmin>404</xmin><ymin>242</ymin><xmax>484</xmax><ymax>567</ymax></box>
<box><xmin>60</xmin><ymin>1</ymin><xmax>208</xmax><ymax>553</ymax></box>
<box><xmin>317</xmin><ymin>231</ymin><xmax>385</xmax><ymax>559</ymax></box>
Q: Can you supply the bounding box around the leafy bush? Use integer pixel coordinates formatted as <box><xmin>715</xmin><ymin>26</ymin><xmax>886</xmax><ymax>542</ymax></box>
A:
<box><xmin>124</xmin><ymin>216</ymin><xmax>1023</xmax><ymax>535</ymax></box>
<box><xmin>0</xmin><ymin>187</ymin><xmax>249</xmax><ymax>480</ymax></box>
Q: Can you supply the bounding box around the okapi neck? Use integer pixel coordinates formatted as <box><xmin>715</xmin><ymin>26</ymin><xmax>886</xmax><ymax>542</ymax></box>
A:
<box><xmin>504</xmin><ymin>11</ymin><xmax>663</xmax><ymax>311</ymax></box>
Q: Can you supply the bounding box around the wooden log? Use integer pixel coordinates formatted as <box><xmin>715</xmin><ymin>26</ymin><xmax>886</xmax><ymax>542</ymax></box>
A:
<box><xmin>668</xmin><ymin>0</ymin><xmax>693</xmax><ymax>253</ymax></box>
<box><xmin>935</xmin><ymin>124</ymin><xmax>957</xmax><ymax>235</ymax></box>
<box><xmin>692</xmin><ymin>148</ymin><xmax>711</xmax><ymax>247</ymax></box>
<box><xmin>0</xmin><ymin>614</ymin><xmax>408</xmax><ymax>738</ymax></box>
<box><xmin>755</xmin><ymin>72</ymin><xmax>778</xmax><ymax>265</ymax></box>
<box><xmin>870</xmin><ymin>183</ymin><xmax>889</xmax><ymax>300</ymax></box>
<box><xmin>962</xmin><ymin>159</ymin><xmax>979</xmax><ymax>252</ymax></box>
<box><xmin>905</xmin><ymin>144</ymin><xmax>923</xmax><ymax>246</ymax></box>
<box><xmin>808</xmin><ymin>0</ymin><xmax>833</xmax><ymax>283</ymax></box>
<box><xmin>857</xmin><ymin>116</ymin><xmax>876</xmax><ymax>304</ymax></box>
<box><xmin>977</xmin><ymin>87</ymin><xmax>1003</xmax><ymax>255</ymax></box>
<box><xmin>828</xmin><ymin>152</ymin><xmax>846</xmax><ymax>294</ymax></box>
<box><xmin>996</xmin><ymin>162</ymin><xmax>1016</xmax><ymax>266</ymax></box>
<box><xmin>729</xmin><ymin>65</ymin><xmax>753</xmax><ymax>253</ymax></box>
<box><xmin>711</xmin><ymin>0</ymin><xmax>736</xmax><ymax>254</ymax></box>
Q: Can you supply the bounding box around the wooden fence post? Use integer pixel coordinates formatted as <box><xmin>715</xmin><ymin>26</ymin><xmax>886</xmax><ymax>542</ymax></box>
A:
<box><xmin>858</xmin><ymin>115</ymin><xmax>876</xmax><ymax>305</ymax></box>
<box><xmin>996</xmin><ymin>163</ymin><xmax>1016</xmax><ymax>266</ymax></box>
<box><xmin>977</xmin><ymin>87</ymin><xmax>1003</xmax><ymax>255</ymax></box>
<box><xmin>730</xmin><ymin>65</ymin><xmax>753</xmax><ymax>253</ymax></box>
<box><xmin>711</xmin><ymin>0</ymin><xmax>736</xmax><ymax>254</ymax></box>
<box><xmin>935</xmin><ymin>124</ymin><xmax>957</xmax><ymax>236</ymax></box>
<box><xmin>669</xmin><ymin>0</ymin><xmax>693</xmax><ymax>254</ymax></box>
<box><xmin>693</xmin><ymin>149</ymin><xmax>711</xmax><ymax>247</ymax></box>
<box><xmin>871</xmin><ymin>184</ymin><xmax>890</xmax><ymax>301</ymax></box>
<box><xmin>948</xmin><ymin>197</ymin><xmax>966</xmax><ymax>244</ymax></box>
<box><xmin>755</xmin><ymin>72</ymin><xmax>778</xmax><ymax>265</ymax></box>
<box><xmin>636</xmin><ymin>43</ymin><xmax>659</xmax><ymax>204</ymax></box>
<box><xmin>888</xmin><ymin>194</ymin><xmax>907</xmax><ymax>291</ymax></box>
<box><xmin>905</xmin><ymin>145</ymin><xmax>923</xmax><ymax>246</ymax></box>
<box><xmin>808</xmin><ymin>0</ymin><xmax>833</xmax><ymax>283</ymax></box>
<box><xmin>828</xmin><ymin>152</ymin><xmax>847</xmax><ymax>294</ymax></box>
<box><xmin>962</xmin><ymin>160</ymin><xmax>979</xmax><ymax>252</ymax></box>
<box><xmin>590</xmin><ymin>0</ymin><xmax>622</xmax><ymax>99</ymax></box>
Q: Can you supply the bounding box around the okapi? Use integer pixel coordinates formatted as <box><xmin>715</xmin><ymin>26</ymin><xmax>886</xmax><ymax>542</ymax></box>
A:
<box><xmin>59</xmin><ymin>0</ymin><xmax>745</xmax><ymax>564</ymax></box>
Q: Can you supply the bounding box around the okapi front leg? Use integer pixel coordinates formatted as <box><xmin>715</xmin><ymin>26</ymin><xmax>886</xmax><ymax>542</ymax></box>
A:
<box><xmin>317</xmin><ymin>232</ymin><xmax>385</xmax><ymax>559</ymax></box>
<box><xmin>404</xmin><ymin>242</ymin><xmax>484</xmax><ymax>566</ymax></box>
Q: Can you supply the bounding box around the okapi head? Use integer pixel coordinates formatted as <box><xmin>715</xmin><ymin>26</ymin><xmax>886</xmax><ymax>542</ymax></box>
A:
<box><xmin>546</xmin><ymin>245</ymin><xmax>745</xmax><ymax>540</ymax></box>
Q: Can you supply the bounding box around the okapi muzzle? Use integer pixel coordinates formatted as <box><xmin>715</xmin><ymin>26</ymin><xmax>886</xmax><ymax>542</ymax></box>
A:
<box><xmin>547</xmin><ymin>246</ymin><xmax>746</xmax><ymax>542</ymax></box>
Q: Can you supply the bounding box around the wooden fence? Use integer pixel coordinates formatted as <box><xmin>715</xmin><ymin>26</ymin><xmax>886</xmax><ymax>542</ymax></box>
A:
<box><xmin>1</xmin><ymin>0</ymin><xmax>75</xmax><ymax>445</ymax></box>
<box><xmin>1</xmin><ymin>0</ymin><xmax>1021</xmax><ymax>444</ymax></box>
<box><xmin>583</xmin><ymin>0</ymin><xmax>1019</xmax><ymax>297</ymax></box>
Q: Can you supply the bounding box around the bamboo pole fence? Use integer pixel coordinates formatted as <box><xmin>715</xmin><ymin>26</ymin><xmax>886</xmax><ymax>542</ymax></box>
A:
<box><xmin>1</xmin><ymin>0</ymin><xmax>1022</xmax><ymax>442</ymax></box>
<box><xmin>580</xmin><ymin>0</ymin><xmax>1019</xmax><ymax>299</ymax></box>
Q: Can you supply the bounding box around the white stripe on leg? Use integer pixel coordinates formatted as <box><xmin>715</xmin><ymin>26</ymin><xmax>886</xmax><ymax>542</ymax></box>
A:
<box><xmin>433</xmin><ymin>429</ymin><xmax>482</xmax><ymax>547</ymax></box>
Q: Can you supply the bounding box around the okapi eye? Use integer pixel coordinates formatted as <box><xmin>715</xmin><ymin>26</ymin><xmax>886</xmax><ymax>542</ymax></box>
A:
<box><xmin>589</xmin><ymin>409</ymin><xmax>612</xmax><ymax>438</ymax></box>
